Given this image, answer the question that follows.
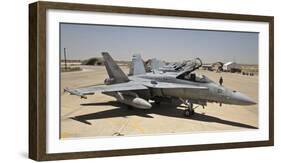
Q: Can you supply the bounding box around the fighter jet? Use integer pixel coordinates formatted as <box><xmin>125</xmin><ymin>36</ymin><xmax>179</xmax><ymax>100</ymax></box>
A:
<box><xmin>147</xmin><ymin>58</ymin><xmax>202</xmax><ymax>73</ymax></box>
<box><xmin>64</xmin><ymin>52</ymin><xmax>256</xmax><ymax>117</ymax></box>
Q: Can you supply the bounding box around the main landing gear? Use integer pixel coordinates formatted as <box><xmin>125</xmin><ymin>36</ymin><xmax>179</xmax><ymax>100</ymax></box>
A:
<box><xmin>183</xmin><ymin>101</ymin><xmax>195</xmax><ymax>117</ymax></box>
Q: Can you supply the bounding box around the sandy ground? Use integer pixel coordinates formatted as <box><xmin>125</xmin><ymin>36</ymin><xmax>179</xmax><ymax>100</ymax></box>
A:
<box><xmin>60</xmin><ymin>66</ymin><xmax>258</xmax><ymax>139</ymax></box>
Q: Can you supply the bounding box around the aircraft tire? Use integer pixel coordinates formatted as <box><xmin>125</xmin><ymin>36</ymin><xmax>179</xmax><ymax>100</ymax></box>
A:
<box><xmin>184</xmin><ymin>110</ymin><xmax>191</xmax><ymax>117</ymax></box>
<box><xmin>190</xmin><ymin>109</ymin><xmax>195</xmax><ymax>115</ymax></box>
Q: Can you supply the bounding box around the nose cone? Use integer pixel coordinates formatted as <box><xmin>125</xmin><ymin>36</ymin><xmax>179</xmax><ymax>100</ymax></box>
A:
<box><xmin>231</xmin><ymin>92</ymin><xmax>256</xmax><ymax>105</ymax></box>
<box><xmin>132</xmin><ymin>98</ymin><xmax>152</xmax><ymax>109</ymax></box>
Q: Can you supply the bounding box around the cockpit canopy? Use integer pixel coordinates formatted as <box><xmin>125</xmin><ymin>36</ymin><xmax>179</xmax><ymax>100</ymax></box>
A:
<box><xmin>175</xmin><ymin>58</ymin><xmax>212</xmax><ymax>83</ymax></box>
<box><xmin>177</xmin><ymin>73</ymin><xmax>213</xmax><ymax>83</ymax></box>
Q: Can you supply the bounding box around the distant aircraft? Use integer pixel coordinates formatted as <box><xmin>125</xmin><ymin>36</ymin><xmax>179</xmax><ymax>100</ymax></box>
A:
<box><xmin>64</xmin><ymin>52</ymin><xmax>256</xmax><ymax>117</ymax></box>
<box><xmin>146</xmin><ymin>58</ymin><xmax>202</xmax><ymax>73</ymax></box>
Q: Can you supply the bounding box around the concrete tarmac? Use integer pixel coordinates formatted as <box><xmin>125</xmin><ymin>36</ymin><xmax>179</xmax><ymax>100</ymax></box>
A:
<box><xmin>60</xmin><ymin>66</ymin><xmax>258</xmax><ymax>139</ymax></box>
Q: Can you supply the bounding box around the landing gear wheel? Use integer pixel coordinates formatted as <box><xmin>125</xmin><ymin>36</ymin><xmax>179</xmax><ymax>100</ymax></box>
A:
<box><xmin>183</xmin><ymin>109</ymin><xmax>195</xmax><ymax>117</ymax></box>
<box><xmin>190</xmin><ymin>109</ymin><xmax>195</xmax><ymax>115</ymax></box>
<box><xmin>183</xmin><ymin>101</ymin><xmax>195</xmax><ymax>117</ymax></box>
<box><xmin>184</xmin><ymin>110</ymin><xmax>191</xmax><ymax>117</ymax></box>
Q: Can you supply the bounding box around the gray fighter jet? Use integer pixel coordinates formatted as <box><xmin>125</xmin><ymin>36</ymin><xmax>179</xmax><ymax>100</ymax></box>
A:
<box><xmin>64</xmin><ymin>52</ymin><xmax>256</xmax><ymax>117</ymax></box>
<box><xmin>147</xmin><ymin>58</ymin><xmax>202</xmax><ymax>73</ymax></box>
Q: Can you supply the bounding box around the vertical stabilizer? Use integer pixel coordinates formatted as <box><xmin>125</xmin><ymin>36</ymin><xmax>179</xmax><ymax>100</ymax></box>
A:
<box><xmin>129</xmin><ymin>54</ymin><xmax>146</xmax><ymax>76</ymax></box>
<box><xmin>151</xmin><ymin>58</ymin><xmax>165</xmax><ymax>70</ymax></box>
<box><xmin>102</xmin><ymin>52</ymin><xmax>129</xmax><ymax>83</ymax></box>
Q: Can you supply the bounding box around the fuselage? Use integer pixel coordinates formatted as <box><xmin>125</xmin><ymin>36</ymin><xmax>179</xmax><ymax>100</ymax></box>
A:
<box><xmin>128</xmin><ymin>72</ymin><xmax>256</xmax><ymax>106</ymax></box>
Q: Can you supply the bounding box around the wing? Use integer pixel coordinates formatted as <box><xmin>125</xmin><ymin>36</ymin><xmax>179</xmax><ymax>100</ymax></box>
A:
<box><xmin>64</xmin><ymin>81</ymin><xmax>148</xmax><ymax>98</ymax></box>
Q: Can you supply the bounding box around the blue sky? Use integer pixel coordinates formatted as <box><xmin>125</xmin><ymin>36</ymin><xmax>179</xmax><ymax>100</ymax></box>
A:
<box><xmin>60</xmin><ymin>23</ymin><xmax>258</xmax><ymax>64</ymax></box>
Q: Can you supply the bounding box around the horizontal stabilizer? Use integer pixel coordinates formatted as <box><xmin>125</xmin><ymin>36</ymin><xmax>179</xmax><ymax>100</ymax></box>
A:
<box><xmin>64</xmin><ymin>88</ymin><xmax>88</xmax><ymax>99</ymax></box>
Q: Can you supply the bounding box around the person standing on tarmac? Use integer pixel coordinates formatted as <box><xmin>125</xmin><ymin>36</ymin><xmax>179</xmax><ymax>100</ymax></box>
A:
<box><xmin>219</xmin><ymin>76</ymin><xmax>223</xmax><ymax>86</ymax></box>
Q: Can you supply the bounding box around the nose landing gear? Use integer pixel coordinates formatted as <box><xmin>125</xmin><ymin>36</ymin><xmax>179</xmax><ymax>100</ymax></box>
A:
<box><xmin>183</xmin><ymin>101</ymin><xmax>195</xmax><ymax>117</ymax></box>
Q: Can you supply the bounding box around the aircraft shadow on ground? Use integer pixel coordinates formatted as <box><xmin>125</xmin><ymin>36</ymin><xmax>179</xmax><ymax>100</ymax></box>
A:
<box><xmin>70</xmin><ymin>101</ymin><xmax>258</xmax><ymax>129</ymax></box>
